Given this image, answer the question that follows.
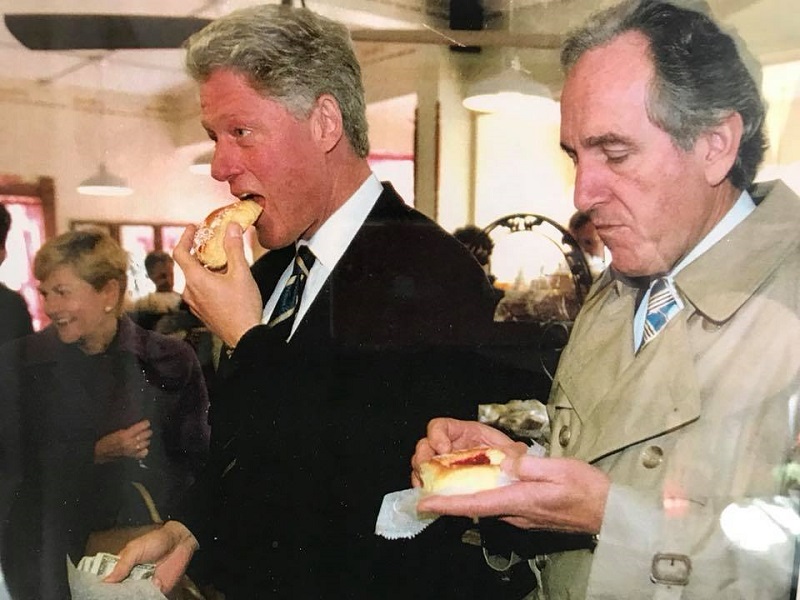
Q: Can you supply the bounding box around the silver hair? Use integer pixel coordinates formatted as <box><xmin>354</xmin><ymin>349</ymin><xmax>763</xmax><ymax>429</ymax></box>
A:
<box><xmin>185</xmin><ymin>5</ymin><xmax>370</xmax><ymax>158</ymax></box>
<box><xmin>561</xmin><ymin>0</ymin><xmax>767</xmax><ymax>190</ymax></box>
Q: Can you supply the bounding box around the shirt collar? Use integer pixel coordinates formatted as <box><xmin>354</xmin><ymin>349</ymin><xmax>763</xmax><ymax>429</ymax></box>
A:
<box><xmin>300</xmin><ymin>173</ymin><xmax>382</xmax><ymax>268</ymax></box>
<box><xmin>670</xmin><ymin>189</ymin><xmax>755</xmax><ymax>277</ymax></box>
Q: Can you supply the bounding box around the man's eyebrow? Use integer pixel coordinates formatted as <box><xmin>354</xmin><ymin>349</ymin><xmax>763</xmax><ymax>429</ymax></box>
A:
<box><xmin>584</xmin><ymin>133</ymin><xmax>634</xmax><ymax>148</ymax></box>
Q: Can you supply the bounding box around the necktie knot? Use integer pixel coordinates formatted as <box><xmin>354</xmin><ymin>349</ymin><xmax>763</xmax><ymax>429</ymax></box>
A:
<box><xmin>641</xmin><ymin>277</ymin><xmax>681</xmax><ymax>349</ymax></box>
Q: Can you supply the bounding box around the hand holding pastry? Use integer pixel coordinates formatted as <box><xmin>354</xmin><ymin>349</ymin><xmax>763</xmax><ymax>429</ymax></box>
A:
<box><xmin>174</xmin><ymin>204</ymin><xmax>264</xmax><ymax>348</ymax></box>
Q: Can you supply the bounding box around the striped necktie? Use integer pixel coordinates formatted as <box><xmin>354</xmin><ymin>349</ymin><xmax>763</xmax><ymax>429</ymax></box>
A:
<box><xmin>641</xmin><ymin>277</ymin><xmax>681</xmax><ymax>348</ymax></box>
<box><xmin>268</xmin><ymin>245</ymin><xmax>316</xmax><ymax>339</ymax></box>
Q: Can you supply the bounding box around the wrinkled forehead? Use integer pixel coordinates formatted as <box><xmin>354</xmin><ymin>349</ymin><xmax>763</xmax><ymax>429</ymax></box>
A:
<box><xmin>561</xmin><ymin>31</ymin><xmax>654</xmax><ymax>118</ymax></box>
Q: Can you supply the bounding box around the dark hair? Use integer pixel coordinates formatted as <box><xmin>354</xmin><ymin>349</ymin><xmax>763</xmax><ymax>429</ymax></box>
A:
<box><xmin>453</xmin><ymin>225</ymin><xmax>494</xmax><ymax>267</ymax></box>
<box><xmin>144</xmin><ymin>250</ymin><xmax>173</xmax><ymax>275</ymax></box>
<box><xmin>0</xmin><ymin>203</ymin><xmax>10</xmax><ymax>249</ymax></box>
<box><xmin>568</xmin><ymin>211</ymin><xmax>592</xmax><ymax>233</ymax></box>
<box><xmin>185</xmin><ymin>4</ymin><xmax>369</xmax><ymax>158</ymax></box>
<box><xmin>561</xmin><ymin>0</ymin><xmax>766</xmax><ymax>190</ymax></box>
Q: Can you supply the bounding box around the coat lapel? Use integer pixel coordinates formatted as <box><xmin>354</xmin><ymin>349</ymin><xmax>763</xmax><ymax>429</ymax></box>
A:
<box><xmin>555</xmin><ymin>276</ymin><xmax>702</xmax><ymax>463</ymax></box>
<box><xmin>572</xmin><ymin>315</ymin><xmax>702</xmax><ymax>462</ymax></box>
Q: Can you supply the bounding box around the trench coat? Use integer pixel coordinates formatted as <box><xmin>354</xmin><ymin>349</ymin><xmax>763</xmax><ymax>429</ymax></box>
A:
<box><xmin>541</xmin><ymin>180</ymin><xmax>800</xmax><ymax>599</ymax></box>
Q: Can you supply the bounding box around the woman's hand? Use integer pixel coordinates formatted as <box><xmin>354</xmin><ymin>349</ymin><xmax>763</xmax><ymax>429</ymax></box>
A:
<box><xmin>94</xmin><ymin>419</ymin><xmax>152</xmax><ymax>463</ymax></box>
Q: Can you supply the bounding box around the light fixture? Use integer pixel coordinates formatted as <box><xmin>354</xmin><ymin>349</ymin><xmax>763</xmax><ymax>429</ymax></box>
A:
<box><xmin>463</xmin><ymin>56</ymin><xmax>557</xmax><ymax>115</ymax></box>
<box><xmin>189</xmin><ymin>149</ymin><xmax>213</xmax><ymax>175</ymax></box>
<box><xmin>462</xmin><ymin>0</ymin><xmax>557</xmax><ymax>116</ymax></box>
<box><xmin>77</xmin><ymin>162</ymin><xmax>133</xmax><ymax>196</ymax></box>
<box><xmin>77</xmin><ymin>55</ymin><xmax>133</xmax><ymax>197</ymax></box>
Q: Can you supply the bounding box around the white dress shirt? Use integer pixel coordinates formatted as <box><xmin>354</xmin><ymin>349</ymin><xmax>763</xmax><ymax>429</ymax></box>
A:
<box><xmin>261</xmin><ymin>174</ymin><xmax>383</xmax><ymax>340</ymax></box>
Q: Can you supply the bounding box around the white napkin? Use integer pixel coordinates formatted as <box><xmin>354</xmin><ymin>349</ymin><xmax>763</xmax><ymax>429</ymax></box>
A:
<box><xmin>375</xmin><ymin>488</ymin><xmax>439</xmax><ymax>540</ymax></box>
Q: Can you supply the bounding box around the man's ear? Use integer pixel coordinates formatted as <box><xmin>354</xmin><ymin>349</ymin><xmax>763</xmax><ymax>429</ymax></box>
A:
<box><xmin>697</xmin><ymin>111</ymin><xmax>743</xmax><ymax>187</ymax></box>
<box><xmin>311</xmin><ymin>94</ymin><xmax>344</xmax><ymax>153</ymax></box>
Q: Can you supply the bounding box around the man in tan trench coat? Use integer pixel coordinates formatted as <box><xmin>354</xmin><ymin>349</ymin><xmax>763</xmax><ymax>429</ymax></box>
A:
<box><xmin>412</xmin><ymin>1</ymin><xmax>800</xmax><ymax>598</ymax></box>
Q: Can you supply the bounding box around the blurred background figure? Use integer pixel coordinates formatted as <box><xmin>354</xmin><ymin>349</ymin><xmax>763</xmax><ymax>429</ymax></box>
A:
<box><xmin>566</xmin><ymin>211</ymin><xmax>607</xmax><ymax>278</ymax></box>
<box><xmin>0</xmin><ymin>203</ymin><xmax>33</xmax><ymax>346</ymax></box>
<box><xmin>131</xmin><ymin>250</ymin><xmax>216</xmax><ymax>388</ymax></box>
<box><xmin>0</xmin><ymin>230</ymin><xmax>209</xmax><ymax>600</ymax></box>
<box><xmin>453</xmin><ymin>225</ymin><xmax>505</xmax><ymax>306</ymax></box>
<box><xmin>133</xmin><ymin>250</ymin><xmax>182</xmax><ymax>316</ymax></box>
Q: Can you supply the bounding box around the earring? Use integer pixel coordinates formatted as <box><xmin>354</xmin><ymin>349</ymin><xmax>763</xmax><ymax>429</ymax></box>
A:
<box><xmin>104</xmin><ymin>306</ymin><xmax>112</xmax><ymax>313</ymax></box>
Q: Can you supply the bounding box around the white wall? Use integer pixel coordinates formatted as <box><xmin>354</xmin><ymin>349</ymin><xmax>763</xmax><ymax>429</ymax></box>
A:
<box><xmin>0</xmin><ymin>78</ymin><xmax>228</xmax><ymax>234</ymax></box>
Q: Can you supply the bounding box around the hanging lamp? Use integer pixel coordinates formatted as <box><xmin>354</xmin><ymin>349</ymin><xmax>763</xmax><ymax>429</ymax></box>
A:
<box><xmin>77</xmin><ymin>55</ymin><xmax>133</xmax><ymax>197</ymax></box>
<box><xmin>189</xmin><ymin>149</ymin><xmax>213</xmax><ymax>175</ymax></box>
<box><xmin>462</xmin><ymin>0</ymin><xmax>557</xmax><ymax>116</ymax></box>
<box><xmin>77</xmin><ymin>162</ymin><xmax>133</xmax><ymax>196</ymax></box>
<box><xmin>463</xmin><ymin>57</ymin><xmax>556</xmax><ymax>114</ymax></box>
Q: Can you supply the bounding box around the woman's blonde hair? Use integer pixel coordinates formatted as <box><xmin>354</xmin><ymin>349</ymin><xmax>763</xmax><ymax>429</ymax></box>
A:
<box><xmin>34</xmin><ymin>230</ymin><xmax>129</xmax><ymax>314</ymax></box>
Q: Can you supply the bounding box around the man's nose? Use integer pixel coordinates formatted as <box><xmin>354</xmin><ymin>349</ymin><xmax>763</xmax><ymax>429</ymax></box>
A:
<box><xmin>573</xmin><ymin>164</ymin><xmax>606</xmax><ymax>212</ymax></box>
<box><xmin>210</xmin><ymin>144</ymin><xmax>243</xmax><ymax>183</ymax></box>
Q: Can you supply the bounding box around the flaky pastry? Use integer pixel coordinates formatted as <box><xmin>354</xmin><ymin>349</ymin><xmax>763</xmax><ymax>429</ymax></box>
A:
<box><xmin>192</xmin><ymin>200</ymin><xmax>262</xmax><ymax>269</ymax></box>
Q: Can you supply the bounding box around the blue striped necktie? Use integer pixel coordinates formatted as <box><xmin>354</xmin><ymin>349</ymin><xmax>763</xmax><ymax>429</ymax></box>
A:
<box><xmin>268</xmin><ymin>245</ymin><xmax>316</xmax><ymax>339</ymax></box>
<box><xmin>641</xmin><ymin>277</ymin><xmax>681</xmax><ymax>348</ymax></box>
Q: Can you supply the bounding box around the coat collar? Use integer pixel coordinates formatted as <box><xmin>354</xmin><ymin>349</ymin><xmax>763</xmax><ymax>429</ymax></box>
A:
<box><xmin>591</xmin><ymin>180</ymin><xmax>800</xmax><ymax>325</ymax></box>
<box><xmin>676</xmin><ymin>180</ymin><xmax>800</xmax><ymax>323</ymax></box>
<box><xmin>554</xmin><ymin>181</ymin><xmax>800</xmax><ymax>462</ymax></box>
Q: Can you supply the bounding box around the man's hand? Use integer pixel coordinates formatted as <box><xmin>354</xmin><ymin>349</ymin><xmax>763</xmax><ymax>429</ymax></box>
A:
<box><xmin>417</xmin><ymin>455</ymin><xmax>610</xmax><ymax>535</ymax></box>
<box><xmin>103</xmin><ymin>521</ymin><xmax>198</xmax><ymax>594</ymax></box>
<box><xmin>411</xmin><ymin>418</ymin><xmax>527</xmax><ymax>488</ymax></box>
<box><xmin>173</xmin><ymin>222</ymin><xmax>263</xmax><ymax>348</ymax></box>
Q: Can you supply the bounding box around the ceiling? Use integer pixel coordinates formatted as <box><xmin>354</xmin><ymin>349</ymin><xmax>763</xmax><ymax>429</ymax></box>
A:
<box><xmin>0</xmin><ymin>0</ymin><xmax>798</xmax><ymax>99</ymax></box>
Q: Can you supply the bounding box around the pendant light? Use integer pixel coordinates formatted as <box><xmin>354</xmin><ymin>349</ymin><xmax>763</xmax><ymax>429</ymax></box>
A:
<box><xmin>463</xmin><ymin>56</ymin><xmax>556</xmax><ymax>114</ymax></box>
<box><xmin>189</xmin><ymin>149</ymin><xmax>213</xmax><ymax>175</ymax></box>
<box><xmin>77</xmin><ymin>56</ymin><xmax>133</xmax><ymax>197</ymax></box>
<box><xmin>77</xmin><ymin>162</ymin><xmax>133</xmax><ymax>196</ymax></box>
<box><xmin>462</xmin><ymin>0</ymin><xmax>557</xmax><ymax>116</ymax></box>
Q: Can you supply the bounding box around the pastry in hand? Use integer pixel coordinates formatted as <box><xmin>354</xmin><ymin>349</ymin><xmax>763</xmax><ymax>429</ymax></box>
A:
<box><xmin>192</xmin><ymin>200</ymin><xmax>262</xmax><ymax>269</ymax></box>
<box><xmin>419</xmin><ymin>447</ymin><xmax>509</xmax><ymax>495</ymax></box>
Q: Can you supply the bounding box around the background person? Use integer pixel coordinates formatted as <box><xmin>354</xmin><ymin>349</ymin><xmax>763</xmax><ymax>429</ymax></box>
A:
<box><xmin>0</xmin><ymin>230</ymin><xmax>209</xmax><ymax>600</ymax></box>
<box><xmin>453</xmin><ymin>224</ymin><xmax>505</xmax><ymax>306</ymax></box>
<box><xmin>133</xmin><ymin>250</ymin><xmax>182</xmax><ymax>316</ymax></box>
<box><xmin>565</xmin><ymin>210</ymin><xmax>606</xmax><ymax>278</ymax></box>
<box><xmin>411</xmin><ymin>1</ymin><xmax>800</xmax><ymax>598</ymax></box>
<box><xmin>108</xmin><ymin>5</ymin><xmax>512</xmax><ymax>599</ymax></box>
<box><xmin>0</xmin><ymin>203</ymin><xmax>33</xmax><ymax>346</ymax></box>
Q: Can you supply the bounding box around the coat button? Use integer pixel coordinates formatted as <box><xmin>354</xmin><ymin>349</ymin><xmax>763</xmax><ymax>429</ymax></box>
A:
<box><xmin>641</xmin><ymin>446</ymin><xmax>664</xmax><ymax>469</ymax></box>
<box><xmin>558</xmin><ymin>425</ymin><xmax>571</xmax><ymax>447</ymax></box>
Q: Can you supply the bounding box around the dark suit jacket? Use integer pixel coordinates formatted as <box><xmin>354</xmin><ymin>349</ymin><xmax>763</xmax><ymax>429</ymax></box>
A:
<box><xmin>182</xmin><ymin>184</ymin><xmax>509</xmax><ymax>598</ymax></box>
<box><xmin>0</xmin><ymin>283</ymin><xmax>33</xmax><ymax>346</ymax></box>
<box><xmin>0</xmin><ymin>317</ymin><xmax>209</xmax><ymax>600</ymax></box>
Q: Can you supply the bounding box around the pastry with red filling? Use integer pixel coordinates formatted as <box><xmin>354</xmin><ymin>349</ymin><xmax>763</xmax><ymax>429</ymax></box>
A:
<box><xmin>419</xmin><ymin>447</ymin><xmax>508</xmax><ymax>495</ymax></box>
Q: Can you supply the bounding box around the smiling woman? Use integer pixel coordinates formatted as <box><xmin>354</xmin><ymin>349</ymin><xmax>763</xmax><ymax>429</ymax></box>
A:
<box><xmin>0</xmin><ymin>229</ymin><xmax>210</xmax><ymax>600</ymax></box>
